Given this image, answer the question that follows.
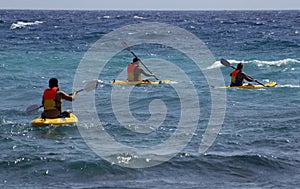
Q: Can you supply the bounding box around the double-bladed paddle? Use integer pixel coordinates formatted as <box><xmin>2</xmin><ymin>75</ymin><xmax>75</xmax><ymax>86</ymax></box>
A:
<box><xmin>123</xmin><ymin>42</ymin><xmax>159</xmax><ymax>80</ymax></box>
<box><xmin>26</xmin><ymin>80</ymin><xmax>98</xmax><ymax>115</ymax></box>
<box><xmin>220</xmin><ymin>58</ymin><xmax>265</xmax><ymax>86</ymax></box>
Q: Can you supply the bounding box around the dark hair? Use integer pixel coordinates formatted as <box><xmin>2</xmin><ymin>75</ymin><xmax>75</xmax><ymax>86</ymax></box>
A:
<box><xmin>237</xmin><ymin>63</ymin><xmax>243</xmax><ymax>70</ymax></box>
<box><xmin>49</xmin><ymin>78</ymin><xmax>58</xmax><ymax>88</ymax></box>
<box><xmin>133</xmin><ymin>57</ymin><xmax>140</xmax><ymax>63</ymax></box>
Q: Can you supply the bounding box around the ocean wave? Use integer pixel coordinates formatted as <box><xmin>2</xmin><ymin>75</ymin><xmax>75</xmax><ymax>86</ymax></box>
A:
<box><xmin>206</xmin><ymin>59</ymin><xmax>261</xmax><ymax>70</ymax></box>
<box><xmin>205</xmin><ymin>60</ymin><xmax>223</xmax><ymax>70</ymax></box>
<box><xmin>252</xmin><ymin>58</ymin><xmax>300</xmax><ymax>67</ymax></box>
<box><xmin>10</xmin><ymin>20</ymin><xmax>44</xmax><ymax>30</ymax></box>
<box><xmin>206</xmin><ymin>58</ymin><xmax>300</xmax><ymax>70</ymax></box>
<box><xmin>200</xmin><ymin>153</ymin><xmax>290</xmax><ymax>171</ymax></box>
<box><xmin>206</xmin><ymin>59</ymin><xmax>256</xmax><ymax>70</ymax></box>
<box><xmin>277</xmin><ymin>84</ymin><xmax>300</xmax><ymax>88</ymax></box>
<box><xmin>231</xmin><ymin>58</ymin><xmax>300</xmax><ymax>67</ymax></box>
<box><xmin>133</xmin><ymin>15</ymin><xmax>144</xmax><ymax>19</ymax></box>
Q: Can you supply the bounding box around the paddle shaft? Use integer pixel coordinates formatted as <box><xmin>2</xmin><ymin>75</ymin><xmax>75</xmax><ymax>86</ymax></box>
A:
<box><xmin>68</xmin><ymin>90</ymin><xmax>82</xmax><ymax>95</ymax></box>
<box><xmin>221</xmin><ymin>58</ymin><xmax>265</xmax><ymax>86</ymax></box>
<box><xmin>28</xmin><ymin>90</ymin><xmax>82</xmax><ymax>113</ymax></box>
<box><xmin>124</xmin><ymin>42</ymin><xmax>159</xmax><ymax>80</ymax></box>
<box><xmin>27</xmin><ymin>105</ymin><xmax>43</xmax><ymax>115</ymax></box>
<box><xmin>27</xmin><ymin>80</ymin><xmax>98</xmax><ymax>115</ymax></box>
<box><xmin>231</xmin><ymin>66</ymin><xmax>265</xmax><ymax>86</ymax></box>
<box><xmin>68</xmin><ymin>79</ymin><xmax>98</xmax><ymax>95</ymax></box>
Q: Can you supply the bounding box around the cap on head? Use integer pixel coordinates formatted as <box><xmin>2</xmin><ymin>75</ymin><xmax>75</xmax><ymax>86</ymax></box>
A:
<box><xmin>49</xmin><ymin>78</ymin><xmax>58</xmax><ymax>88</ymax></box>
<box><xmin>237</xmin><ymin>63</ymin><xmax>243</xmax><ymax>70</ymax></box>
<box><xmin>133</xmin><ymin>57</ymin><xmax>140</xmax><ymax>63</ymax></box>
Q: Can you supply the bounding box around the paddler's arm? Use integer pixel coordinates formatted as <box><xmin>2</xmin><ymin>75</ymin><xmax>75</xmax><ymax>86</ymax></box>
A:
<box><xmin>139</xmin><ymin>68</ymin><xmax>155</xmax><ymax>77</ymax></box>
<box><xmin>58</xmin><ymin>90</ymin><xmax>78</xmax><ymax>101</ymax></box>
<box><xmin>42</xmin><ymin>95</ymin><xmax>44</xmax><ymax>106</ymax></box>
<box><xmin>242</xmin><ymin>72</ymin><xmax>257</xmax><ymax>82</ymax></box>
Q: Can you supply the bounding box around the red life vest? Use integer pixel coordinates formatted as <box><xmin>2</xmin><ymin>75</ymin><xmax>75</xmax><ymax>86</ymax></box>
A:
<box><xmin>43</xmin><ymin>87</ymin><xmax>62</xmax><ymax>112</ymax></box>
<box><xmin>127</xmin><ymin>63</ymin><xmax>141</xmax><ymax>81</ymax></box>
<box><xmin>230</xmin><ymin>70</ymin><xmax>243</xmax><ymax>86</ymax></box>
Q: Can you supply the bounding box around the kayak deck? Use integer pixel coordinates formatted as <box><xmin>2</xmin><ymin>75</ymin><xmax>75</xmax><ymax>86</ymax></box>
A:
<box><xmin>31</xmin><ymin>113</ymin><xmax>78</xmax><ymax>126</ymax></box>
<box><xmin>216</xmin><ymin>81</ymin><xmax>277</xmax><ymax>89</ymax></box>
<box><xmin>110</xmin><ymin>79</ymin><xmax>170</xmax><ymax>85</ymax></box>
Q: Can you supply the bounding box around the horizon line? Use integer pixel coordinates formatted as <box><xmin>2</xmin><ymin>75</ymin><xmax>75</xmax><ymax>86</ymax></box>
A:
<box><xmin>0</xmin><ymin>8</ymin><xmax>299</xmax><ymax>11</ymax></box>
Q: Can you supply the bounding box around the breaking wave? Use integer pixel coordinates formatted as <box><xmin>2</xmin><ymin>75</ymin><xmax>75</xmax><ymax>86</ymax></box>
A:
<box><xmin>10</xmin><ymin>20</ymin><xmax>44</xmax><ymax>30</ymax></box>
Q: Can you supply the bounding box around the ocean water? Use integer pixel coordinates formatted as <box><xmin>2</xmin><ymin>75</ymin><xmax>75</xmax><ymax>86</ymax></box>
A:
<box><xmin>0</xmin><ymin>10</ymin><xmax>300</xmax><ymax>188</ymax></box>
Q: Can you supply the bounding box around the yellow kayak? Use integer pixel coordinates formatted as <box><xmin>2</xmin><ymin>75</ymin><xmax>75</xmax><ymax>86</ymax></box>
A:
<box><xmin>31</xmin><ymin>113</ymin><xmax>78</xmax><ymax>126</ymax></box>
<box><xmin>221</xmin><ymin>81</ymin><xmax>277</xmax><ymax>89</ymax></box>
<box><xmin>110</xmin><ymin>79</ymin><xmax>170</xmax><ymax>85</ymax></box>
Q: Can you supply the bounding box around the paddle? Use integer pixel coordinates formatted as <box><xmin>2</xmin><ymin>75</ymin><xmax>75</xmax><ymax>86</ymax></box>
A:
<box><xmin>220</xmin><ymin>58</ymin><xmax>265</xmax><ymax>86</ymax></box>
<box><xmin>74</xmin><ymin>79</ymin><xmax>99</xmax><ymax>93</ymax></box>
<box><xmin>26</xmin><ymin>104</ymin><xmax>43</xmax><ymax>115</ymax></box>
<box><xmin>123</xmin><ymin>42</ymin><xmax>159</xmax><ymax>80</ymax></box>
<box><xmin>26</xmin><ymin>80</ymin><xmax>98</xmax><ymax>115</ymax></box>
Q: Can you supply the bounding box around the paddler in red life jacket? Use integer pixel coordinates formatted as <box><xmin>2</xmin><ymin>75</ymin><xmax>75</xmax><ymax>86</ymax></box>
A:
<box><xmin>42</xmin><ymin>78</ymin><xmax>78</xmax><ymax>118</ymax></box>
<box><xmin>230</xmin><ymin>63</ymin><xmax>257</xmax><ymax>87</ymax></box>
<box><xmin>127</xmin><ymin>57</ymin><xmax>155</xmax><ymax>82</ymax></box>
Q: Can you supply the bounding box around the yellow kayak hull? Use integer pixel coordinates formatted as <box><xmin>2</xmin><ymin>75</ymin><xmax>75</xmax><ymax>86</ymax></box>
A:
<box><xmin>31</xmin><ymin>113</ymin><xmax>78</xmax><ymax>126</ymax></box>
<box><xmin>222</xmin><ymin>81</ymin><xmax>277</xmax><ymax>89</ymax></box>
<box><xmin>110</xmin><ymin>79</ymin><xmax>170</xmax><ymax>85</ymax></box>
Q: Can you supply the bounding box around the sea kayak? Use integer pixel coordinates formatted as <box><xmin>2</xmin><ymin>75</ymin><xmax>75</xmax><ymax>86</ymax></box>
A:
<box><xmin>219</xmin><ymin>81</ymin><xmax>277</xmax><ymax>89</ymax></box>
<box><xmin>31</xmin><ymin>113</ymin><xmax>78</xmax><ymax>126</ymax></box>
<box><xmin>110</xmin><ymin>79</ymin><xmax>170</xmax><ymax>85</ymax></box>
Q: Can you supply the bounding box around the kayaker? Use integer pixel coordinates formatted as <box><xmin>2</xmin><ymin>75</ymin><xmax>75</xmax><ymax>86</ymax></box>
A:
<box><xmin>230</xmin><ymin>63</ymin><xmax>257</xmax><ymax>86</ymax></box>
<box><xmin>127</xmin><ymin>57</ymin><xmax>155</xmax><ymax>82</ymax></box>
<box><xmin>42</xmin><ymin>78</ymin><xmax>78</xmax><ymax>118</ymax></box>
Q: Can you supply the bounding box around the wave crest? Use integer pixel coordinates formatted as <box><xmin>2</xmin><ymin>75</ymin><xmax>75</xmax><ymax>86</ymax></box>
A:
<box><xmin>10</xmin><ymin>20</ymin><xmax>44</xmax><ymax>30</ymax></box>
<box><xmin>206</xmin><ymin>58</ymin><xmax>300</xmax><ymax>70</ymax></box>
<box><xmin>253</xmin><ymin>58</ymin><xmax>300</xmax><ymax>67</ymax></box>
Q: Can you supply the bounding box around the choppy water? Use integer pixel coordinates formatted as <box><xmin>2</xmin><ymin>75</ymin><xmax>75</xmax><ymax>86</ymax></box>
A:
<box><xmin>0</xmin><ymin>10</ymin><xmax>300</xmax><ymax>188</ymax></box>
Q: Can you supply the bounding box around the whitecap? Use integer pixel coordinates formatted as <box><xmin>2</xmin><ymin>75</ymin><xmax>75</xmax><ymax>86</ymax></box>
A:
<box><xmin>10</xmin><ymin>20</ymin><xmax>44</xmax><ymax>30</ymax></box>
<box><xmin>253</xmin><ymin>58</ymin><xmax>300</xmax><ymax>67</ymax></box>
<box><xmin>277</xmin><ymin>84</ymin><xmax>300</xmax><ymax>88</ymax></box>
<box><xmin>206</xmin><ymin>58</ymin><xmax>300</xmax><ymax>70</ymax></box>
<box><xmin>206</xmin><ymin>59</ymin><xmax>241</xmax><ymax>70</ymax></box>
<box><xmin>206</xmin><ymin>60</ymin><xmax>223</xmax><ymax>70</ymax></box>
<box><xmin>133</xmin><ymin>16</ymin><xmax>144</xmax><ymax>19</ymax></box>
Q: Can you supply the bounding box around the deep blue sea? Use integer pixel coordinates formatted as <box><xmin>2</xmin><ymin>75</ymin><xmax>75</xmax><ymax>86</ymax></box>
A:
<box><xmin>1</xmin><ymin>10</ymin><xmax>300</xmax><ymax>188</ymax></box>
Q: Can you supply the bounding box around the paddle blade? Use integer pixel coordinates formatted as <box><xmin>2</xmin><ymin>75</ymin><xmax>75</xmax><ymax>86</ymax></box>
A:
<box><xmin>83</xmin><ymin>80</ymin><xmax>98</xmax><ymax>92</ymax></box>
<box><xmin>26</xmin><ymin>104</ymin><xmax>42</xmax><ymax>115</ymax></box>
<box><xmin>122</xmin><ymin>41</ymin><xmax>131</xmax><ymax>52</ymax></box>
<box><xmin>220</xmin><ymin>58</ymin><xmax>231</xmax><ymax>67</ymax></box>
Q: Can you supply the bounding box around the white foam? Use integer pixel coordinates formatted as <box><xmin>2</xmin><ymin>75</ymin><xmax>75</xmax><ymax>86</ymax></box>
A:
<box><xmin>10</xmin><ymin>20</ymin><xmax>44</xmax><ymax>30</ymax></box>
<box><xmin>277</xmin><ymin>84</ymin><xmax>300</xmax><ymax>88</ymax></box>
<box><xmin>206</xmin><ymin>61</ymin><xmax>223</xmax><ymax>70</ymax></box>
<box><xmin>133</xmin><ymin>16</ymin><xmax>144</xmax><ymax>19</ymax></box>
<box><xmin>206</xmin><ymin>59</ymin><xmax>249</xmax><ymax>70</ymax></box>
<box><xmin>206</xmin><ymin>58</ymin><xmax>300</xmax><ymax>70</ymax></box>
<box><xmin>252</xmin><ymin>58</ymin><xmax>300</xmax><ymax>67</ymax></box>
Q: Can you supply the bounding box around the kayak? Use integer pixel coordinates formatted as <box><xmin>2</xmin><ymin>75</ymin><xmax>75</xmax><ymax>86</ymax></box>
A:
<box><xmin>31</xmin><ymin>113</ymin><xmax>78</xmax><ymax>126</ymax></box>
<box><xmin>110</xmin><ymin>79</ymin><xmax>170</xmax><ymax>85</ymax></box>
<box><xmin>216</xmin><ymin>81</ymin><xmax>277</xmax><ymax>89</ymax></box>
